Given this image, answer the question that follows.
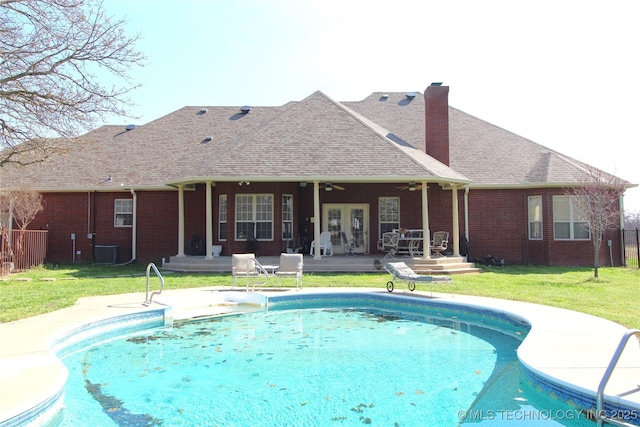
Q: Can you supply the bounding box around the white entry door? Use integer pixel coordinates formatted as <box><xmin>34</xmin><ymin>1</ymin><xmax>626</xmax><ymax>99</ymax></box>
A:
<box><xmin>322</xmin><ymin>204</ymin><xmax>369</xmax><ymax>254</ymax></box>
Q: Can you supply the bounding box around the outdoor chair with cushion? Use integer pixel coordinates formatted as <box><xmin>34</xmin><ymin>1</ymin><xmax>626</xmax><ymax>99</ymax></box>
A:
<box><xmin>379</xmin><ymin>232</ymin><xmax>399</xmax><ymax>258</ymax></box>
<box><xmin>275</xmin><ymin>253</ymin><xmax>304</xmax><ymax>288</ymax></box>
<box><xmin>231</xmin><ymin>253</ymin><xmax>268</xmax><ymax>291</ymax></box>
<box><xmin>430</xmin><ymin>231</ymin><xmax>449</xmax><ymax>258</ymax></box>
<box><xmin>340</xmin><ymin>231</ymin><xmax>356</xmax><ymax>256</ymax></box>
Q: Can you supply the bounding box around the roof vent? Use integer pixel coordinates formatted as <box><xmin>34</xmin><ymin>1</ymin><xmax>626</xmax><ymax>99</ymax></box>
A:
<box><xmin>240</xmin><ymin>105</ymin><xmax>251</xmax><ymax>114</ymax></box>
<box><xmin>379</xmin><ymin>94</ymin><xmax>389</xmax><ymax>101</ymax></box>
<box><xmin>125</xmin><ymin>124</ymin><xmax>136</xmax><ymax>131</ymax></box>
<box><xmin>405</xmin><ymin>92</ymin><xmax>417</xmax><ymax>99</ymax></box>
<box><xmin>201</xmin><ymin>136</ymin><xmax>212</xmax><ymax>144</ymax></box>
<box><xmin>198</xmin><ymin>108</ymin><xmax>208</xmax><ymax>115</ymax></box>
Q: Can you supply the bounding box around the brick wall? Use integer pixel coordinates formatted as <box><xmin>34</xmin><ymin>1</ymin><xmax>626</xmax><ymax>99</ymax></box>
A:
<box><xmin>29</xmin><ymin>185</ymin><xmax>622</xmax><ymax>267</ymax></box>
<box><xmin>465</xmin><ymin>188</ymin><xmax>622</xmax><ymax>266</ymax></box>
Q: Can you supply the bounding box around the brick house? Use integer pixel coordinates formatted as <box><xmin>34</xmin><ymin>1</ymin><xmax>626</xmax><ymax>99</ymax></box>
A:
<box><xmin>1</xmin><ymin>83</ymin><xmax>632</xmax><ymax>266</ymax></box>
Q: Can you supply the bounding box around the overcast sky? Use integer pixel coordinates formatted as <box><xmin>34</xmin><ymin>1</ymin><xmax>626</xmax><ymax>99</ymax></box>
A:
<box><xmin>102</xmin><ymin>0</ymin><xmax>640</xmax><ymax>212</ymax></box>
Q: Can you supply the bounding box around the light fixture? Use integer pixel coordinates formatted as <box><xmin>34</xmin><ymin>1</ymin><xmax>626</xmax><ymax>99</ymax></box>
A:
<box><xmin>325</xmin><ymin>183</ymin><xmax>333</xmax><ymax>191</ymax></box>
<box><xmin>238</xmin><ymin>180</ymin><xmax>250</xmax><ymax>186</ymax></box>
<box><xmin>408</xmin><ymin>182</ymin><xmax>416</xmax><ymax>191</ymax></box>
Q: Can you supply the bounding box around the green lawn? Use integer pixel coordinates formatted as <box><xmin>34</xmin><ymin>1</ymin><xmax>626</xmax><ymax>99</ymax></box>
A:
<box><xmin>1</xmin><ymin>264</ymin><xmax>639</xmax><ymax>329</ymax></box>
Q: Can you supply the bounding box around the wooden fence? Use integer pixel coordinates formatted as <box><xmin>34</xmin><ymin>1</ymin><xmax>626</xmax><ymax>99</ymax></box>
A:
<box><xmin>0</xmin><ymin>227</ymin><xmax>48</xmax><ymax>275</ymax></box>
<box><xmin>622</xmin><ymin>228</ymin><xmax>639</xmax><ymax>268</ymax></box>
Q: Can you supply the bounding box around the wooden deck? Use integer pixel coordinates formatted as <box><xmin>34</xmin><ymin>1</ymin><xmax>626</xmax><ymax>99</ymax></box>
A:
<box><xmin>162</xmin><ymin>254</ymin><xmax>481</xmax><ymax>274</ymax></box>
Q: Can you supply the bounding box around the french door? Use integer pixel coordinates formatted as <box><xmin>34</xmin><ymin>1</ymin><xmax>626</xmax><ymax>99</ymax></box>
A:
<box><xmin>322</xmin><ymin>204</ymin><xmax>369</xmax><ymax>254</ymax></box>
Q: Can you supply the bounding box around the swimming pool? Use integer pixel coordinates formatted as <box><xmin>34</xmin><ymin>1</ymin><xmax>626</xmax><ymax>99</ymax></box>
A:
<box><xmin>53</xmin><ymin>292</ymin><xmax>598</xmax><ymax>426</ymax></box>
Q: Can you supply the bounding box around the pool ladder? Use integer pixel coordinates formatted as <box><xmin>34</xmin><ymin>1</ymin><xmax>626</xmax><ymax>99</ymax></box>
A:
<box><xmin>144</xmin><ymin>262</ymin><xmax>165</xmax><ymax>305</ymax></box>
<box><xmin>596</xmin><ymin>328</ymin><xmax>640</xmax><ymax>427</ymax></box>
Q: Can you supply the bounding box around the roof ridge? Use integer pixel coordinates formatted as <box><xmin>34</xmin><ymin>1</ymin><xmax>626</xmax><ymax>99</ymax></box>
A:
<box><xmin>337</xmin><ymin>97</ymin><xmax>468</xmax><ymax>182</ymax></box>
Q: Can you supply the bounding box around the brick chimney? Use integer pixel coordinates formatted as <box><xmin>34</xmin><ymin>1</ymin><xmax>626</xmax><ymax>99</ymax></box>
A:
<box><xmin>424</xmin><ymin>83</ymin><xmax>450</xmax><ymax>165</ymax></box>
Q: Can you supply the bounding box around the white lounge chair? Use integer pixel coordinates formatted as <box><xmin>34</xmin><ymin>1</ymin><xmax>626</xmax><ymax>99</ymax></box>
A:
<box><xmin>232</xmin><ymin>253</ymin><xmax>268</xmax><ymax>291</ymax></box>
<box><xmin>384</xmin><ymin>261</ymin><xmax>453</xmax><ymax>296</ymax></box>
<box><xmin>275</xmin><ymin>253</ymin><xmax>304</xmax><ymax>288</ymax></box>
<box><xmin>310</xmin><ymin>231</ymin><xmax>333</xmax><ymax>256</ymax></box>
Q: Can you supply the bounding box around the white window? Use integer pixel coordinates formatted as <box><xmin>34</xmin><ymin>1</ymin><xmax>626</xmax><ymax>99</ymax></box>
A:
<box><xmin>235</xmin><ymin>194</ymin><xmax>273</xmax><ymax>240</ymax></box>
<box><xmin>528</xmin><ymin>196</ymin><xmax>542</xmax><ymax>240</ymax></box>
<box><xmin>114</xmin><ymin>199</ymin><xmax>133</xmax><ymax>227</ymax></box>
<box><xmin>379</xmin><ymin>197</ymin><xmax>400</xmax><ymax>235</ymax></box>
<box><xmin>282</xmin><ymin>194</ymin><xmax>293</xmax><ymax>240</ymax></box>
<box><xmin>553</xmin><ymin>195</ymin><xmax>590</xmax><ymax>240</ymax></box>
<box><xmin>218</xmin><ymin>195</ymin><xmax>227</xmax><ymax>240</ymax></box>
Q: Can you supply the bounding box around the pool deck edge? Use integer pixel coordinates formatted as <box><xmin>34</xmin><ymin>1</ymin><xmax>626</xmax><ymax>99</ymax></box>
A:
<box><xmin>1</xmin><ymin>287</ymin><xmax>639</xmax><ymax>425</ymax></box>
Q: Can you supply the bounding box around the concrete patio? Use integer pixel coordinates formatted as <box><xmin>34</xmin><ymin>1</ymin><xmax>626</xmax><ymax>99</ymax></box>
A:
<box><xmin>161</xmin><ymin>254</ymin><xmax>482</xmax><ymax>274</ymax></box>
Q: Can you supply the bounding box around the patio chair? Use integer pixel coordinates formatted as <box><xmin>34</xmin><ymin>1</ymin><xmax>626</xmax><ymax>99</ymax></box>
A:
<box><xmin>231</xmin><ymin>253</ymin><xmax>268</xmax><ymax>291</ymax></box>
<box><xmin>275</xmin><ymin>253</ymin><xmax>304</xmax><ymax>288</ymax></box>
<box><xmin>310</xmin><ymin>231</ymin><xmax>333</xmax><ymax>256</ymax></box>
<box><xmin>380</xmin><ymin>232</ymin><xmax>399</xmax><ymax>258</ymax></box>
<box><xmin>340</xmin><ymin>231</ymin><xmax>356</xmax><ymax>256</ymax></box>
<box><xmin>430</xmin><ymin>231</ymin><xmax>449</xmax><ymax>258</ymax></box>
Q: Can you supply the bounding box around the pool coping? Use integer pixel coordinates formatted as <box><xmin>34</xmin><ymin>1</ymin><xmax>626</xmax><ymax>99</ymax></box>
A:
<box><xmin>1</xmin><ymin>287</ymin><xmax>639</xmax><ymax>426</ymax></box>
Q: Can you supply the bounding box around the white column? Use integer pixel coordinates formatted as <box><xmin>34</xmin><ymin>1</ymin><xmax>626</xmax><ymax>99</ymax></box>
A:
<box><xmin>313</xmin><ymin>181</ymin><xmax>321</xmax><ymax>260</ymax></box>
<box><xmin>205</xmin><ymin>181</ymin><xmax>213</xmax><ymax>260</ymax></box>
<box><xmin>452</xmin><ymin>185</ymin><xmax>460</xmax><ymax>257</ymax></box>
<box><xmin>177</xmin><ymin>184</ymin><xmax>185</xmax><ymax>257</ymax></box>
<box><xmin>421</xmin><ymin>181</ymin><xmax>431</xmax><ymax>260</ymax></box>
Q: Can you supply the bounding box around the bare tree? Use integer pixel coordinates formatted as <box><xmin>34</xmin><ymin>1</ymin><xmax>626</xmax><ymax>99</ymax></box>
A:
<box><xmin>625</xmin><ymin>209</ymin><xmax>640</xmax><ymax>230</ymax></box>
<box><xmin>0</xmin><ymin>189</ymin><xmax>44</xmax><ymax>264</ymax></box>
<box><xmin>566</xmin><ymin>166</ymin><xmax>626</xmax><ymax>278</ymax></box>
<box><xmin>0</xmin><ymin>0</ymin><xmax>144</xmax><ymax>166</ymax></box>
<box><xmin>7</xmin><ymin>190</ymin><xmax>44</xmax><ymax>229</ymax></box>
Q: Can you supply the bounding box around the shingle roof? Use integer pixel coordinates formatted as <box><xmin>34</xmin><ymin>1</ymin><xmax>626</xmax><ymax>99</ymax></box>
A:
<box><xmin>1</xmin><ymin>88</ymin><xmax>622</xmax><ymax>192</ymax></box>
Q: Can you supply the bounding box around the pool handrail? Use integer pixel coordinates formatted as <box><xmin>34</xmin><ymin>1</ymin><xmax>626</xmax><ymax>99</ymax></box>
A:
<box><xmin>596</xmin><ymin>328</ymin><xmax>640</xmax><ymax>427</ymax></box>
<box><xmin>144</xmin><ymin>262</ymin><xmax>164</xmax><ymax>305</ymax></box>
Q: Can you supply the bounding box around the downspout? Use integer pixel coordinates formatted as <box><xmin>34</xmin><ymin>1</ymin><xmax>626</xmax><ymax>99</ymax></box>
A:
<box><xmin>464</xmin><ymin>187</ymin><xmax>469</xmax><ymax>241</ymax></box>
<box><xmin>87</xmin><ymin>192</ymin><xmax>91</xmax><ymax>242</ymax></box>
<box><xmin>112</xmin><ymin>188</ymin><xmax>137</xmax><ymax>266</ymax></box>
<box><xmin>464</xmin><ymin>187</ymin><xmax>470</xmax><ymax>259</ymax></box>
<box><xmin>92</xmin><ymin>191</ymin><xmax>97</xmax><ymax>262</ymax></box>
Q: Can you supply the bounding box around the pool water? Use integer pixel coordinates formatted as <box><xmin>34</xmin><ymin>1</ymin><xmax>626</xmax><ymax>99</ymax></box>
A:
<box><xmin>57</xmin><ymin>308</ymin><xmax>594</xmax><ymax>426</ymax></box>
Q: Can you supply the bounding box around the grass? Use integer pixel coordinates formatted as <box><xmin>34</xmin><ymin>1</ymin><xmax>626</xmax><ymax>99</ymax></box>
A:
<box><xmin>1</xmin><ymin>263</ymin><xmax>639</xmax><ymax>329</ymax></box>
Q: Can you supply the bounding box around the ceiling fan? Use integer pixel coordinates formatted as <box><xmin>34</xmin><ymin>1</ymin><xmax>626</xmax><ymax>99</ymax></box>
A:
<box><xmin>397</xmin><ymin>182</ymin><xmax>425</xmax><ymax>191</ymax></box>
<box><xmin>322</xmin><ymin>182</ymin><xmax>346</xmax><ymax>191</ymax></box>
